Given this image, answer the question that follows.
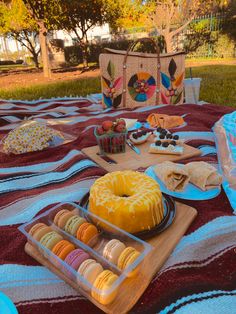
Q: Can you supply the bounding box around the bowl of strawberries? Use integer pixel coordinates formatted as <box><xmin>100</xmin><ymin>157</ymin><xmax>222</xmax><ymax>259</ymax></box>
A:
<box><xmin>94</xmin><ymin>119</ymin><xmax>128</xmax><ymax>154</ymax></box>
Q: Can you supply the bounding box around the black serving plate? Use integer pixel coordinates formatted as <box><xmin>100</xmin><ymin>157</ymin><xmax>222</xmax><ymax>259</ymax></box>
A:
<box><xmin>78</xmin><ymin>192</ymin><xmax>176</xmax><ymax>240</ymax></box>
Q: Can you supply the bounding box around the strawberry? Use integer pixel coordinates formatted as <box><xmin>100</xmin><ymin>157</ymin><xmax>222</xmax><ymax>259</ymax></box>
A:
<box><xmin>102</xmin><ymin>120</ymin><xmax>113</xmax><ymax>131</ymax></box>
<box><xmin>96</xmin><ymin>127</ymin><xmax>105</xmax><ymax>135</ymax></box>
<box><xmin>114</xmin><ymin>124</ymin><xmax>126</xmax><ymax>133</ymax></box>
<box><xmin>116</xmin><ymin>119</ymin><xmax>126</xmax><ymax>127</ymax></box>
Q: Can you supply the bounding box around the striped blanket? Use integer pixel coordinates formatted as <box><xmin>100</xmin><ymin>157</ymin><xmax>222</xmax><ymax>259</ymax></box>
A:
<box><xmin>0</xmin><ymin>97</ymin><xmax>235</xmax><ymax>314</ymax></box>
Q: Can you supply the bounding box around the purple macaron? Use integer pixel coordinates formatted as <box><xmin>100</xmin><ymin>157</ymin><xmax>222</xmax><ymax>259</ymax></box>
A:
<box><xmin>64</xmin><ymin>249</ymin><xmax>90</xmax><ymax>271</ymax></box>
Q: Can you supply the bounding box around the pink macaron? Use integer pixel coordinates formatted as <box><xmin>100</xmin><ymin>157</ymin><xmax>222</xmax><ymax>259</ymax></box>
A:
<box><xmin>64</xmin><ymin>249</ymin><xmax>90</xmax><ymax>272</ymax></box>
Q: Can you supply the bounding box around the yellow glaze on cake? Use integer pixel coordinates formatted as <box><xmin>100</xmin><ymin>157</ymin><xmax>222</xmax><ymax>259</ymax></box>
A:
<box><xmin>89</xmin><ymin>170</ymin><xmax>164</xmax><ymax>233</ymax></box>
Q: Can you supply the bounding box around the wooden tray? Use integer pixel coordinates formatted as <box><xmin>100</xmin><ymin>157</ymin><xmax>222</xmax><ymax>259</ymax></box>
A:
<box><xmin>82</xmin><ymin>138</ymin><xmax>201</xmax><ymax>172</ymax></box>
<box><xmin>25</xmin><ymin>202</ymin><xmax>197</xmax><ymax>314</ymax></box>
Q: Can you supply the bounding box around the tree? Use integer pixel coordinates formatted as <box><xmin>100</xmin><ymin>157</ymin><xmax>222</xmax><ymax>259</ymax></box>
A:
<box><xmin>145</xmin><ymin>0</ymin><xmax>229</xmax><ymax>52</ymax></box>
<box><xmin>0</xmin><ymin>0</ymin><xmax>40</xmax><ymax>67</ymax></box>
<box><xmin>222</xmin><ymin>0</ymin><xmax>236</xmax><ymax>41</ymax></box>
<box><xmin>22</xmin><ymin>0</ymin><xmax>63</xmax><ymax>77</ymax></box>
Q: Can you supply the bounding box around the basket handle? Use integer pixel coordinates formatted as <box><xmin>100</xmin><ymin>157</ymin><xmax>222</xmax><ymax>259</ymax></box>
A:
<box><xmin>122</xmin><ymin>37</ymin><xmax>161</xmax><ymax>107</ymax></box>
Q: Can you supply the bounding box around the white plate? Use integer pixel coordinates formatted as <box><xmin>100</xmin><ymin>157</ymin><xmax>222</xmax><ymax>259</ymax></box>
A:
<box><xmin>145</xmin><ymin>166</ymin><xmax>221</xmax><ymax>201</ymax></box>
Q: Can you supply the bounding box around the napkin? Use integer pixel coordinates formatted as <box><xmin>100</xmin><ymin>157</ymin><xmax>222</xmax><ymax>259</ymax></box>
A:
<box><xmin>122</xmin><ymin>118</ymin><xmax>138</xmax><ymax>129</ymax></box>
<box><xmin>154</xmin><ymin>161</ymin><xmax>190</xmax><ymax>192</ymax></box>
<box><xmin>147</xmin><ymin>113</ymin><xmax>184</xmax><ymax>129</ymax></box>
<box><xmin>185</xmin><ymin>162</ymin><xmax>222</xmax><ymax>191</ymax></box>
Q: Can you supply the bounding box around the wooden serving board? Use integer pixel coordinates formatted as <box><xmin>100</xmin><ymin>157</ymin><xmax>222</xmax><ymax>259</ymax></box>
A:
<box><xmin>25</xmin><ymin>203</ymin><xmax>197</xmax><ymax>314</ymax></box>
<box><xmin>82</xmin><ymin>138</ymin><xmax>201</xmax><ymax>172</ymax></box>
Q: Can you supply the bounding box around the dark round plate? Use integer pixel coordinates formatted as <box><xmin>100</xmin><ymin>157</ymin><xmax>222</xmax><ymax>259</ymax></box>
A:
<box><xmin>78</xmin><ymin>192</ymin><xmax>176</xmax><ymax>240</ymax></box>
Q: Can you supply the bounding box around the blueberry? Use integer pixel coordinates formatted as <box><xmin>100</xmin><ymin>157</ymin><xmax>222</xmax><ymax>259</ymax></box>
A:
<box><xmin>159</xmin><ymin>134</ymin><xmax>165</xmax><ymax>139</ymax></box>
<box><xmin>155</xmin><ymin>140</ymin><xmax>161</xmax><ymax>146</ymax></box>
<box><xmin>141</xmin><ymin>130</ymin><xmax>147</xmax><ymax>136</ymax></box>
<box><xmin>170</xmin><ymin>140</ymin><xmax>176</xmax><ymax>146</ymax></box>
<box><xmin>162</xmin><ymin>142</ymin><xmax>169</xmax><ymax>147</ymax></box>
<box><xmin>156</xmin><ymin>127</ymin><xmax>162</xmax><ymax>132</ymax></box>
<box><xmin>132</xmin><ymin>133</ymin><xmax>138</xmax><ymax>139</ymax></box>
<box><xmin>137</xmin><ymin>132</ymin><xmax>143</xmax><ymax>137</ymax></box>
<box><xmin>173</xmin><ymin>135</ymin><xmax>179</xmax><ymax>140</ymax></box>
<box><xmin>166</xmin><ymin>134</ymin><xmax>172</xmax><ymax>139</ymax></box>
<box><xmin>161</xmin><ymin>130</ymin><xmax>168</xmax><ymax>135</ymax></box>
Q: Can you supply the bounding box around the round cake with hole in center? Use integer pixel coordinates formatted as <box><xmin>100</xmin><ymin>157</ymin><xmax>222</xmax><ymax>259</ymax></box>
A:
<box><xmin>89</xmin><ymin>170</ymin><xmax>164</xmax><ymax>233</ymax></box>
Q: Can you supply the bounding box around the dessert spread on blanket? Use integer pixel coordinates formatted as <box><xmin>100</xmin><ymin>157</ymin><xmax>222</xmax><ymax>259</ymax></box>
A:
<box><xmin>14</xmin><ymin>104</ymin><xmax>235</xmax><ymax>313</ymax></box>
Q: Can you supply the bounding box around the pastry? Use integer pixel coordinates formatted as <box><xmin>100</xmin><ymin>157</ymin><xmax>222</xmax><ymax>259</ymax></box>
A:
<box><xmin>117</xmin><ymin>247</ymin><xmax>140</xmax><ymax>277</ymax></box>
<box><xmin>64</xmin><ymin>249</ymin><xmax>90</xmax><ymax>271</ymax></box>
<box><xmin>185</xmin><ymin>161</ymin><xmax>222</xmax><ymax>191</ymax></box>
<box><xmin>53</xmin><ymin>209</ymin><xmax>75</xmax><ymax>229</ymax></box>
<box><xmin>89</xmin><ymin>170</ymin><xmax>164</xmax><ymax>234</ymax></box>
<box><xmin>64</xmin><ymin>215</ymin><xmax>86</xmax><ymax>236</ymax></box>
<box><xmin>51</xmin><ymin>240</ymin><xmax>75</xmax><ymax>261</ymax></box>
<box><xmin>154</xmin><ymin>161</ymin><xmax>190</xmax><ymax>192</ymax></box>
<box><xmin>147</xmin><ymin>113</ymin><xmax>184</xmax><ymax>129</ymax></box>
<box><xmin>39</xmin><ymin>231</ymin><xmax>63</xmax><ymax>251</ymax></box>
<box><xmin>78</xmin><ymin>259</ymin><xmax>103</xmax><ymax>291</ymax></box>
<box><xmin>103</xmin><ymin>239</ymin><xmax>126</xmax><ymax>264</ymax></box>
<box><xmin>91</xmin><ymin>270</ymin><xmax>119</xmax><ymax>305</ymax></box>
<box><xmin>149</xmin><ymin>140</ymin><xmax>184</xmax><ymax>155</ymax></box>
<box><xmin>76</xmin><ymin>222</ymin><xmax>99</xmax><ymax>246</ymax></box>
<box><xmin>28</xmin><ymin>223</ymin><xmax>52</xmax><ymax>243</ymax></box>
<box><xmin>129</xmin><ymin>130</ymin><xmax>151</xmax><ymax>145</ymax></box>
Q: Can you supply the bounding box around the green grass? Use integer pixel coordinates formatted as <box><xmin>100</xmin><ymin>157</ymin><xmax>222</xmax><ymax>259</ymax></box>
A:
<box><xmin>0</xmin><ymin>65</ymin><xmax>235</xmax><ymax>107</ymax></box>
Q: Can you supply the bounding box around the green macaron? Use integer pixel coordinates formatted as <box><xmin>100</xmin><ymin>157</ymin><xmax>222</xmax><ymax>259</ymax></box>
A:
<box><xmin>64</xmin><ymin>215</ymin><xmax>86</xmax><ymax>236</ymax></box>
<box><xmin>40</xmin><ymin>231</ymin><xmax>63</xmax><ymax>251</ymax></box>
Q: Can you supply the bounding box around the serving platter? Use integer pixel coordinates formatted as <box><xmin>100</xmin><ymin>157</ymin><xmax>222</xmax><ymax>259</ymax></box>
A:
<box><xmin>145</xmin><ymin>166</ymin><xmax>221</xmax><ymax>201</ymax></box>
<box><xmin>79</xmin><ymin>192</ymin><xmax>176</xmax><ymax>240</ymax></box>
<box><xmin>82</xmin><ymin>136</ymin><xmax>201</xmax><ymax>172</ymax></box>
<box><xmin>25</xmin><ymin>202</ymin><xmax>197</xmax><ymax>314</ymax></box>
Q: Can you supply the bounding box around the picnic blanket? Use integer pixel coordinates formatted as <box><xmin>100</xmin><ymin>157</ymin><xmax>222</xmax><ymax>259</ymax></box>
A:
<box><xmin>0</xmin><ymin>97</ymin><xmax>235</xmax><ymax>314</ymax></box>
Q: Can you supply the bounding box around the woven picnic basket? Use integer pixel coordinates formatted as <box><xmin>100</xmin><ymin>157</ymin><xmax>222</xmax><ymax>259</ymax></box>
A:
<box><xmin>99</xmin><ymin>37</ymin><xmax>185</xmax><ymax>108</ymax></box>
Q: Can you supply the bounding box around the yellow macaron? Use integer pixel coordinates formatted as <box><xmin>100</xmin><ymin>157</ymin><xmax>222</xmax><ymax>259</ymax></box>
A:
<box><xmin>117</xmin><ymin>247</ymin><xmax>141</xmax><ymax>277</ymax></box>
<box><xmin>91</xmin><ymin>270</ymin><xmax>118</xmax><ymax>305</ymax></box>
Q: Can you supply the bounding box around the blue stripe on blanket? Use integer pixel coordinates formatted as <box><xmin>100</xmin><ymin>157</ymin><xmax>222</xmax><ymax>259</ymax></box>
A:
<box><xmin>172</xmin><ymin>216</ymin><xmax>236</xmax><ymax>256</ymax></box>
<box><xmin>160</xmin><ymin>290</ymin><xmax>236</xmax><ymax>314</ymax></box>
<box><xmin>0</xmin><ymin>159</ymin><xmax>97</xmax><ymax>194</ymax></box>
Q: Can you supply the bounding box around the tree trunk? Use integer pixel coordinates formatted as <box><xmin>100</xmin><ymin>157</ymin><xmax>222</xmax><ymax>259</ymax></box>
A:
<box><xmin>38</xmin><ymin>23</ymin><xmax>51</xmax><ymax>78</ymax></box>
<box><xmin>164</xmin><ymin>33</ymin><xmax>173</xmax><ymax>53</ymax></box>
<box><xmin>32</xmin><ymin>51</ymin><xmax>40</xmax><ymax>69</ymax></box>
<box><xmin>81</xmin><ymin>39</ymin><xmax>88</xmax><ymax>69</ymax></box>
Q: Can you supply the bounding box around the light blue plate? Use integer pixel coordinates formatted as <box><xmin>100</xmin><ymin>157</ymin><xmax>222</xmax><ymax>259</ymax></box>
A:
<box><xmin>0</xmin><ymin>292</ymin><xmax>18</xmax><ymax>314</ymax></box>
<box><xmin>128</xmin><ymin>121</ymin><xmax>143</xmax><ymax>132</ymax></box>
<box><xmin>145</xmin><ymin>166</ymin><xmax>221</xmax><ymax>201</ymax></box>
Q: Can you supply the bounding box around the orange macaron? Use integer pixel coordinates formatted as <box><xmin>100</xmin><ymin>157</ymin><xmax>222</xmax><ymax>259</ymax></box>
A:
<box><xmin>54</xmin><ymin>209</ymin><xmax>75</xmax><ymax>229</ymax></box>
<box><xmin>52</xmin><ymin>240</ymin><xmax>75</xmax><ymax>261</ymax></box>
<box><xmin>76</xmin><ymin>222</ymin><xmax>98</xmax><ymax>246</ymax></box>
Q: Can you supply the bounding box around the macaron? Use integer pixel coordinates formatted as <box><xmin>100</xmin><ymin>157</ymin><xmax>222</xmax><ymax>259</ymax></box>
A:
<box><xmin>64</xmin><ymin>215</ymin><xmax>86</xmax><ymax>236</ymax></box>
<box><xmin>103</xmin><ymin>239</ymin><xmax>126</xmax><ymax>265</ymax></box>
<box><xmin>117</xmin><ymin>247</ymin><xmax>141</xmax><ymax>277</ymax></box>
<box><xmin>77</xmin><ymin>222</ymin><xmax>98</xmax><ymax>246</ymax></box>
<box><xmin>78</xmin><ymin>259</ymin><xmax>103</xmax><ymax>291</ymax></box>
<box><xmin>53</xmin><ymin>209</ymin><xmax>74</xmax><ymax>229</ymax></box>
<box><xmin>52</xmin><ymin>240</ymin><xmax>75</xmax><ymax>260</ymax></box>
<box><xmin>28</xmin><ymin>223</ymin><xmax>52</xmax><ymax>242</ymax></box>
<box><xmin>39</xmin><ymin>231</ymin><xmax>63</xmax><ymax>251</ymax></box>
<box><xmin>91</xmin><ymin>270</ymin><xmax>118</xmax><ymax>305</ymax></box>
<box><xmin>64</xmin><ymin>249</ymin><xmax>90</xmax><ymax>271</ymax></box>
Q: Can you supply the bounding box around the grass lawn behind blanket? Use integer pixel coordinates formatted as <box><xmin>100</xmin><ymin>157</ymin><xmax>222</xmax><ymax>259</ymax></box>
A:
<box><xmin>0</xmin><ymin>65</ymin><xmax>235</xmax><ymax>107</ymax></box>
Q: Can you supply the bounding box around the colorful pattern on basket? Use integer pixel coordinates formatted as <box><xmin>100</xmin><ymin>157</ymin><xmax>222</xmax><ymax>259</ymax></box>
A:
<box><xmin>102</xmin><ymin>61</ymin><xmax>123</xmax><ymax>108</ymax></box>
<box><xmin>161</xmin><ymin>58</ymin><xmax>184</xmax><ymax>105</ymax></box>
<box><xmin>0</xmin><ymin>97</ymin><xmax>235</xmax><ymax>314</ymax></box>
<box><xmin>128</xmin><ymin>72</ymin><xmax>156</xmax><ymax>102</ymax></box>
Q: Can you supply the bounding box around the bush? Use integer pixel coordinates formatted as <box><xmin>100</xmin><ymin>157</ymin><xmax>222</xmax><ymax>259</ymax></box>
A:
<box><xmin>15</xmin><ymin>59</ymin><xmax>24</xmax><ymax>64</ymax></box>
<box><xmin>64</xmin><ymin>37</ymin><xmax>167</xmax><ymax>66</ymax></box>
<box><xmin>0</xmin><ymin>60</ymin><xmax>15</xmax><ymax>65</ymax></box>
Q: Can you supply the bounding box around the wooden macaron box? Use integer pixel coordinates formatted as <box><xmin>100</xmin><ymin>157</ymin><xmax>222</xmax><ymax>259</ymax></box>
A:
<box><xmin>19</xmin><ymin>202</ymin><xmax>153</xmax><ymax>308</ymax></box>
